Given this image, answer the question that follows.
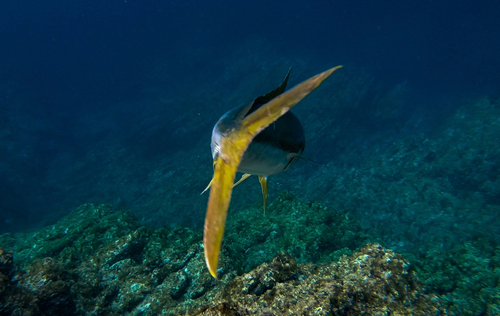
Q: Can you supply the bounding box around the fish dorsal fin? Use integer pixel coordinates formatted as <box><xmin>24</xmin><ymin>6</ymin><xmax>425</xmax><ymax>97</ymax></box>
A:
<box><xmin>233</xmin><ymin>102</ymin><xmax>255</xmax><ymax>122</ymax></box>
<box><xmin>233</xmin><ymin>68</ymin><xmax>292</xmax><ymax>122</ymax></box>
<box><xmin>256</xmin><ymin>67</ymin><xmax>291</xmax><ymax>105</ymax></box>
<box><xmin>244</xmin><ymin>68</ymin><xmax>292</xmax><ymax>118</ymax></box>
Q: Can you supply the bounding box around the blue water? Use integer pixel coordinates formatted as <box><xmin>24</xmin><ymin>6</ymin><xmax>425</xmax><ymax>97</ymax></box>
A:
<box><xmin>0</xmin><ymin>0</ymin><xmax>499</xmax><ymax>235</ymax></box>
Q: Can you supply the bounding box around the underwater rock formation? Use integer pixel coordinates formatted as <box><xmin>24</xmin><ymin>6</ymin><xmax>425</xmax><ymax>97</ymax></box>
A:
<box><xmin>0</xmin><ymin>251</ymin><xmax>77</xmax><ymax>315</ymax></box>
<box><xmin>415</xmin><ymin>241</ymin><xmax>500</xmax><ymax>316</ymax></box>
<box><xmin>191</xmin><ymin>245</ymin><xmax>445</xmax><ymax>316</ymax></box>
<box><xmin>0</xmin><ymin>248</ymin><xmax>14</xmax><ymax>288</ymax></box>
<box><xmin>0</xmin><ymin>200</ymin><xmax>447</xmax><ymax>315</ymax></box>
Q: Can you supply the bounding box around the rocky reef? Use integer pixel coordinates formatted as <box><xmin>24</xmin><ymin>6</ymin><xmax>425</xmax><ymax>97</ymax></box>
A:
<box><xmin>2</xmin><ymin>95</ymin><xmax>500</xmax><ymax>315</ymax></box>
<box><xmin>0</xmin><ymin>198</ymin><xmax>446</xmax><ymax>315</ymax></box>
<box><xmin>191</xmin><ymin>245</ymin><xmax>444</xmax><ymax>316</ymax></box>
<box><xmin>416</xmin><ymin>240</ymin><xmax>500</xmax><ymax>316</ymax></box>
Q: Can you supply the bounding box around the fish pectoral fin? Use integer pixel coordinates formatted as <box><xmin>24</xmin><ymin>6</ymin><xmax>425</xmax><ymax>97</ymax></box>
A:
<box><xmin>258</xmin><ymin>176</ymin><xmax>268</xmax><ymax>215</ymax></box>
<box><xmin>201</xmin><ymin>159</ymin><xmax>220</xmax><ymax>195</ymax></box>
<box><xmin>233</xmin><ymin>173</ymin><xmax>252</xmax><ymax>188</ymax></box>
<box><xmin>204</xmin><ymin>65</ymin><xmax>343</xmax><ymax>279</ymax></box>
<box><xmin>200</xmin><ymin>178</ymin><xmax>214</xmax><ymax>195</ymax></box>
<box><xmin>288</xmin><ymin>153</ymin><xmax>323</xmax><ymax>165</ymax></box>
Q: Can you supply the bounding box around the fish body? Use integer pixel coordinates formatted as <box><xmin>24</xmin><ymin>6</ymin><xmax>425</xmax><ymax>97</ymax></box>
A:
<box><xmin>211</xmin><ymin>70</ymin><xmax>305</xmax><ymax>177</ymax></box>
<box><xmin>203</xmin><ymin>66</ymin><xmax>342</xmax><ymax>278</ymax></box>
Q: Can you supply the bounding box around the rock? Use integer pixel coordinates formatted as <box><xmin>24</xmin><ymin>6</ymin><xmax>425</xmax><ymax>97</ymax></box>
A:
<box><xmin>0</xmin><ymin>203</ymin><xmax>447</xmax><ymax>315</ymax></box>
<box><xmin>189</xmin><ymin>244</ymin><xmax>445</xmax><ymax>316</ymax></box>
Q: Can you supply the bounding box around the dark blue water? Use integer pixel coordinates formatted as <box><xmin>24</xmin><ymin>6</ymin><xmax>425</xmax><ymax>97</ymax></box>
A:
<box><xmin>0</xmin><ymin>0</ymin><xmax>499</xmax><ymax>233</ymax></box>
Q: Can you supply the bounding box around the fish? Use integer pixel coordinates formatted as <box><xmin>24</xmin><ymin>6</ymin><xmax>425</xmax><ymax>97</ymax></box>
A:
<box><xmin>201</xmin><ymin>68</ymin><xmax>306</xmax><ymax>211</ymax></box>
<box><xmin>203</xmin><ymin>65</ymin><xmax>342</xmax><ymax>278</ymax></box>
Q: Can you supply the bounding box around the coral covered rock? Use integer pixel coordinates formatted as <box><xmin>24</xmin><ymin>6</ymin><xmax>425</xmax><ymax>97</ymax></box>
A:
<box><xmin>0</xmin><ymin>200</ymin><xmax>444</xmax><ymax>315</ymax></box>
<box><xmin>223</xmin><ymin>191</ymin><xmax>367</xmax><ymax>274</ymax></box>
<box><xmin>190</xmin><ymin>244</ymin><xmax>445</xmax><ymax>316</ymax></box>
<box><xmin>0</xmin><ymin>248</ymin><xmax>14</xmax><ymax>308</ymax></box>
<box><xmin>0</xmin><ymin>254</ymin><xmax>76</xmax><ymax>315</ymax></box>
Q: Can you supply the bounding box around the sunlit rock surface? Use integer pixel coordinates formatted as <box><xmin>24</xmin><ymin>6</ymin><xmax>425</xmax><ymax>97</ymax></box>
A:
<box><xmin>2</xmin><ymin>96</ymin><xmax>500</xmax><ymax>315</ymax></box>
<box><xmin>191</xmin><ymin>245</ymin><xmax>444</xmax><ymax>316</ymax></box>
<box><xmin>0</xmin><ymin>199</ymin><xmax>446</xmax><ymax>315</ymax></box>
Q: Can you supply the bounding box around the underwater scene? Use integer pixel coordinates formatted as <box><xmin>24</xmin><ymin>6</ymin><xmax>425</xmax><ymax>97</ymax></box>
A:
<box><xmin>1</xmin><ymin>0</ymin><xmax>500</xmax><ymax>315</ymax></box>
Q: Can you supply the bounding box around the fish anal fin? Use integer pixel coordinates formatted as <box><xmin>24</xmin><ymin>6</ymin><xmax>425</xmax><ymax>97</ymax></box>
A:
<box><xmin>258</xmin><ymin>176</ymin><xmax>268</xmax><ymax>215</ymax></box>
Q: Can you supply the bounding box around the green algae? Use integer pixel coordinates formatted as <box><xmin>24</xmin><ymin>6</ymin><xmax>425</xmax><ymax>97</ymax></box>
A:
<box><xmin>0</xmin><ymin>204</ymin><xmax>141</xmax><ymax>268</ymax></box>
<box><xmin>223</xmin><ymin>190</ymin><xmax>368</xmax><ymax>274</ymax></box>
<box><xmin>415</xmin><ymin>240</ymin><xmax>500</xmax><ymax>315</ymax></box>
<box><xmin>3</xmin><ymin>189</ymin><xmax>500</xmax><ymax>315</ymax></box>
<box><xmin>0</xmin><ymin>195</ymin><xmax>378</xmax><ymax>315</ymax></box>
<box><xmin>192</xmin><ymin>244</ymin><xmax>446</xmax><ymax>316</ymax></box>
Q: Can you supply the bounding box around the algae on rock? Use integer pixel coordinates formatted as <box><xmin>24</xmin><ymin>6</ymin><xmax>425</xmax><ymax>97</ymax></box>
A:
<box><xmin>0</xmin><ymin>196</ymin><xmax>378</xmax><ymax>315</ymax></box>
<box><xmin>222</xmin><ymin>190</ymin><xmax>368</xmax><ymax>274</ymax></box>
<box><xmin>190</xmin><ymin>244</ymin><xmax>446</xmax><ymax>316</ymax></box>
